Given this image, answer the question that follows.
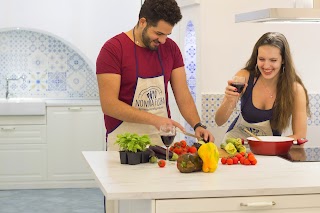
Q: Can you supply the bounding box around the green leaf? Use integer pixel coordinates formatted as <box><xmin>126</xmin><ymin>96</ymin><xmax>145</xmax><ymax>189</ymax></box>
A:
<box><xmin>114</xmin><ymin>132</ymin><xmax>151</xmax><ymax>152</ymax></box>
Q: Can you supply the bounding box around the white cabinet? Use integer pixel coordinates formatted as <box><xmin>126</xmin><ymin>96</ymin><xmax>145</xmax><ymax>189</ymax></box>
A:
<box><xmin>0</xmin><ymin>116</ymin><xmax>47</xmax><ymax>182</ymax></box>
<box><xmin>155</xmin><ymin>194</ymin><xmax>320</xmax><ymax>213</ymax></box>
<box><xmin>47</xmin><ymin>106</ymin><xmax>105</xmax><ymax>180</ymax></box>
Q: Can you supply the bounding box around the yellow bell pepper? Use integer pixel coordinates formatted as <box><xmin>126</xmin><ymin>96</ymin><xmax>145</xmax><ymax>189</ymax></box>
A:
<box><xmin>198</xmin><ymin>142</ymin><xmax>220</xmax><ymax>173</ymax></box>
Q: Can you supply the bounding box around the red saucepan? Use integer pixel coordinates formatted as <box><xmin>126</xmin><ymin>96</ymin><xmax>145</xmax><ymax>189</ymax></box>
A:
<box><xmin>247</xmin><ymin>136</ymin><xmax>308</xmax><ymax>156</ymax></box>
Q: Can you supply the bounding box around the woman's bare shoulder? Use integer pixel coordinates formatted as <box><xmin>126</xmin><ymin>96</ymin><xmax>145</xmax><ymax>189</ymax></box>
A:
<box><xmin>235</xmin><ymin>69</ymin><xmax>250</xmax><ymax>81</ymax></box>
<box><xmin>293</xmin><ymin>82</ymin><xmax>304</xmax><ymax>91</ymax></box>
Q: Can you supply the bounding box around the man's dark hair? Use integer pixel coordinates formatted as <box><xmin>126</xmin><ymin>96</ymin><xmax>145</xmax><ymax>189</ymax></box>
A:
<box><xmin>139</xmin><ymin>0</ymin><xmax>182</xmax><ymax>27</ymax></box>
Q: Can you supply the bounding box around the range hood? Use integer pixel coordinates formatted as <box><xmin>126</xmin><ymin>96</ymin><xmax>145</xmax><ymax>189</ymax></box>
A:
<box><xmin>235</xmin><ymin>0</ymin><xmax>320</xmax><ymax>23</ymax></box>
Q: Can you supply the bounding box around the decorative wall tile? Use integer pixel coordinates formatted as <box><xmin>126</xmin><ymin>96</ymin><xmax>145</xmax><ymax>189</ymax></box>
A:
<box><xmin>0</xmin><ymin>29</ymin><xmax>98</xmax><ymax>99</ymax></box>
<box><xmin>202</xmin><ymin>94</ymin><xmax>319</xmax><ymax>128</ymax></box>
<box><xmin>184</xmin><ymin>21</ymin><xmax>197</xmax><ymax>144</ymax></box>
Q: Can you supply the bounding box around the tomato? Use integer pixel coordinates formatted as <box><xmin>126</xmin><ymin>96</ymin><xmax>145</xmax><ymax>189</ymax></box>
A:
<box><xmin>221</xmin><ymin>157</ymin><xmax>227</xmax><ymax>164</ymax></box>
<box><xmin>250</xmin><ymin>159</ymin><xmax>257</xmax><ymax>165</ymax></box>
<box><xmin>173</xmin><ymin>142</ymin><xmax>181</xmax><ymax>148</ymax></box>
<box><xmin>180</xmin><ymin>140</ymin><xmax>187</xmax><ymax>148</ymax></box>
<box><xmin>226</xmin><ymin>158</ymin><xmax>234</xmax><ymax>165</ymax></box>
<box><xmin>247</xmin><ymin>152</ymin><xmax>254</xmax><ymax>156</ymax></box>
<box><xmin>240</xmin><ymin>157</ymin><xmax>245</xmax><ymax>164</ymax></box>
<box><xmin>232</xmin><ymin>156</ymin><xmax>239</xmax><ymax>164</ymax></box>
<box><xmin>158</xmin><ymin>160</ymin><xmax>166</xmax><ymax>168</ymax></box>
<box><xmin>188</xmin><ymin>146</ymin><xmax>197</xmax><ymax>154</ymax></box>
<box><xmin>244</xmin><ymin>159</ymin><xmax>251</xmax><ymax>165</ymax></box>
<box><xmin>235</xmin><ymin>153</ymin><xmax>242</xmax><ymax>160</ymax></box>
<box><xmin>248</xmin><ymin>154</ymin><xmax>256</xmax><ymax>162</ymax></box>
<box><xmin>173</xmin><ymin>147</ymin><xmax>182</xmax><ymax>155</ymax></box>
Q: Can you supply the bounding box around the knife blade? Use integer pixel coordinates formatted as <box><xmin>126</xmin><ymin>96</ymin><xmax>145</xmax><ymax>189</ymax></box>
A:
<box><xmin>176</xmin><ymin>129</ymin><xmax>203</xmax><ymax>141</ymax></box>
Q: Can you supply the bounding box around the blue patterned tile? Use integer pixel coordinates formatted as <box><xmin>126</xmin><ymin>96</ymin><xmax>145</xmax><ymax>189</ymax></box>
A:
<box><xmin>48</xmin><ymin>72</ymin><xmax>67</xmax><ymax>91</ymax></box>
<box><xmin>0</xmin><ymin>29</ymin><xmax>98</xmax><ymax>99</ymax></box>
<box><xmin>201</xmin><ymin>94</ymin><xmax>319</xmax><ymax>127</ymax></box>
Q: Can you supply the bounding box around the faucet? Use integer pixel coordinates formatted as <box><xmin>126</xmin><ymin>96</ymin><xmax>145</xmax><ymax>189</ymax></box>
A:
<box><xmin>5</xmin><ymin>75</ymin><xmax>26</xmax><ymax>99</ymax></box>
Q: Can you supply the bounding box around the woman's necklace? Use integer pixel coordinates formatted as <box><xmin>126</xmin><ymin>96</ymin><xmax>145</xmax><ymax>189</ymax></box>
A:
<box><xmin>261</xmin><ymin>79</ymin><xmax>275</xmax><ymax>98</ymax></box>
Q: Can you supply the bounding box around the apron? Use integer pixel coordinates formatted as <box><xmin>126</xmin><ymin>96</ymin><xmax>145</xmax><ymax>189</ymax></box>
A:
<box><xmin>107</xmin><ymin>30</ymin><xmax>168</xmax><ymax>151</ymax></box>
<box><xmin>222</xmin><ymin>113</ymin><xmax>273</xmax><ymax>142</ymax></box>
<box><xmin>222</xmin><ymin>75</ymin><xmax>273</xmax><ymax>142</ymax></box>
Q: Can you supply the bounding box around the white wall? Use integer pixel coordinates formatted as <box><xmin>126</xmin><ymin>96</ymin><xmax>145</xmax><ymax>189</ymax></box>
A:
<box><xmin>0</xmin><ymin>0</ymin><xmax>141</xmax><ymax>65</ymax></box>
<box><xmin>200</xmin><ymin>0</ymin><xmax>320</xmax><ymax>94</ymax></box>
<box><xmin>1</xmin><ymin>0</ymin><xmax>319</xmax><ymax>143</ymax></box>
<box><xmin>197</xmin><ymin>0</ymin><xmax>320</xmax><ymax>145</ymax></box>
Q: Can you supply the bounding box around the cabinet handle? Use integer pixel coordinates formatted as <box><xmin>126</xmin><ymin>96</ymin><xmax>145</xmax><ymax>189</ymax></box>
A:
<box><xmin>240</xmin><ymin>201</ymin><xmax>276</xmax><ymax>207</ymax></box>
<box><xmin>1</xmin><ymin>127</ymin><xmax>16</xmax><ymax>131</ymax></box>
<box><xmin>68</xmin><ymin>107</ymin><xmax>82</xmax><ymax>111</ymax></box>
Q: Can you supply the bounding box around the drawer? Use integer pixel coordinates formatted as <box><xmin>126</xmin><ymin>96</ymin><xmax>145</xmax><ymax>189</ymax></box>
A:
<box><xmin>156</xmin><ymin>194</ymin><xmax>320</xmax><ymax>213</ymax></box>
<box><xmin>0</xmin><ymin>115</ymin><xmax>46</xmax><ymax>125</ymax></box>
<box><xmin>0</xmin><ymin>125</ymin><xmax>46</xmax><ymax>144</ymax></box>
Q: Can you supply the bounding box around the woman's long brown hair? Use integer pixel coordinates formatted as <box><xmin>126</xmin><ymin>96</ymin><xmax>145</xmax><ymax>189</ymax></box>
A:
<box><xmin>243</xmin><ymin>32</ymin><xmax>310</xmax><ymax>132</ymax></box>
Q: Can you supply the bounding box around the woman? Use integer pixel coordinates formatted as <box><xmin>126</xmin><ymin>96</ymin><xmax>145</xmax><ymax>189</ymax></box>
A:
<box><xmin>215</xmin><ymin>32</ymin><xmax>310</xmax><ymax>141</ymax></box>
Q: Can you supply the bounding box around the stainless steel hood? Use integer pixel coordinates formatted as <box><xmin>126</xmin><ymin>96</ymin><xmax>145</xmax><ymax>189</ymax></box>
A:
<box><xmin>235</xmin><ymin>0</ymin><xmax>320</xmax><ymax>23</ymax></box>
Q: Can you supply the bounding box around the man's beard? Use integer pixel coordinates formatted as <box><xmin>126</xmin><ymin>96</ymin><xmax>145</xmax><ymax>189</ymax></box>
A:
<box><xmin>141</xmin><ymin>27</ymin><xmax>159</xmax><ymax>51</ymax></box>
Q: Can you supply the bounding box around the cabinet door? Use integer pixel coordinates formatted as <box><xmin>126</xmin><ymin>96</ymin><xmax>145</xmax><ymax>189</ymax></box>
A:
<box><xmin>0</xmin><ymin>144</ymin><xmax>47</xmax><ymax>182</ymax></box>
<box><xmin>47</xmin><ymin>106</ymin><xmax>105</xmax><ymax>180</ymax></box>
<box><xmin>156</xmin><ymin>194</ymin><xmax>320</xmax><ymax>213</ymax></box>
<box><xmin>0</xmin><ymin>125</ymin><xmax>46</xmax><ymax>144</ymax></box>
<box><xmin>0</xmin><ymin>125</ymin><xmax>47</xmax><ymax>182</ymax></box>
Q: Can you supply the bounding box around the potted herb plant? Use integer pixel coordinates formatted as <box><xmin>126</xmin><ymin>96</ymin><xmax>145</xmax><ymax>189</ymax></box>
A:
<box><xmin>115</xmin><ymin>133</ymin><xmax>152</xmax><ymax>165</ymax></box>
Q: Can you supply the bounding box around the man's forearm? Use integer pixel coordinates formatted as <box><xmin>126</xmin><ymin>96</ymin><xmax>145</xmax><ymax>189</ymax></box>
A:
<box><xmin>102</xmin><ymin>100</ymin><xmax>160</xmax><ymax>126</ymax></box>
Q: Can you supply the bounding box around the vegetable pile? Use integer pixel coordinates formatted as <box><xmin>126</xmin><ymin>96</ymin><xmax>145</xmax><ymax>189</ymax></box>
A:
<box><xmin>170</xmin><ymin>140</ymin><xmax>198</xmax><ymax>155</ymax></box>
<box><xmin>220</xmin><ymin>152</ymin><xmax>257</xmax><ymax>166</ymax></box>
<box><xmin>148</xmin><ymin>145</ymin><xmax>179</xmax><ymax>161</ymax></box>
<box><xmin>220</xmin><ymin>138</ymin><xmax>258</xmax><ymax>166</ymax></box>
<box><xmin>176</xmin><ymin>142</ymin><xmax>220</xmax><ymax>173</ymax></box>
<box><xmin>220</xmin><ymin>137</ymin><xmax>246</xmax><ymax>155</ymax></box>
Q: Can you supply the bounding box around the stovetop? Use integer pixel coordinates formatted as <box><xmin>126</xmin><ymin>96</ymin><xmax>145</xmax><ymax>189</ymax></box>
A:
<box><xmin>279</xmin><ymin>147</ymin><xmax>320</xmax><ymax>162</ymax></box>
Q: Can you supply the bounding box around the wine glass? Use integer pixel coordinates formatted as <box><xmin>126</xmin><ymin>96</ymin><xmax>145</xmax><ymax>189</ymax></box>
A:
<box><xmin>159</xmin><ymin>125</ymin><xmax>176</xmax><ymax>162</ymax></box>
<box><xmin>225</xmin><ymin>76</ymin><xmax>246</xmax><ymax>114</ymax></box>
<box><xmin>231</xmin><ymin>76</ymin><xmax>245</xmax><ymax>94</ymax></box>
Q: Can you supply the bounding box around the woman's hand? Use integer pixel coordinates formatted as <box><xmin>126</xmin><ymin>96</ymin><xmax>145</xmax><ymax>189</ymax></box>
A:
<box><xmin>225</xmin><ymin>80</ymin><xmax>246</xmax><ymax>99</ymax></box>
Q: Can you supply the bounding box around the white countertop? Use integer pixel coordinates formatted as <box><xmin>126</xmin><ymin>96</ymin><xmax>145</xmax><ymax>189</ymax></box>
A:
<box><xmin>45</xmin><ymin>99</ymin><xmax>101</xmax><ymax>106</ymax></box>
<box><xmin>82</xmin><ymin>151</ymin><xmax>320</xmax><ymax>201</ymax></box>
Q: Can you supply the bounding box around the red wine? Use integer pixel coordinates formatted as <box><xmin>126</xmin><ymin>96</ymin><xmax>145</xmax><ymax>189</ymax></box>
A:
<box><xmin>161</xmin><ymin>135</ymin><xmax>175</xmax><ymax>147</ymax></box>
<box><xmin>231</xmin><ymin>82</ymin><xmax>245</xmax><ymax>93</ymax></box>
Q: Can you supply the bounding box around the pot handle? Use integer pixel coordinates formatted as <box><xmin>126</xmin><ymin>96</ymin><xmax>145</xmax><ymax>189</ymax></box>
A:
<box><xmin>293</xmin><ymin>138</ymin><xmax>308</xmax><ymax>145</ymax></box>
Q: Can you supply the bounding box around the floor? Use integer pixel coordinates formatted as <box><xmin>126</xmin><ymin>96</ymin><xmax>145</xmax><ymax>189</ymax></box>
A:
<box><xmin>0</xmin><ymin>188</ymin><xmax>104</xmax><ymax>213</ymax></box>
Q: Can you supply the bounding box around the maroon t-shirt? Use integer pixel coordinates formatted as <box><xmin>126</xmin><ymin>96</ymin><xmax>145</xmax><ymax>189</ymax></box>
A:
<box><xmin>96</xmin><ymin>32</ymin><xmax>184</xmax><ymax>133</ymax></box>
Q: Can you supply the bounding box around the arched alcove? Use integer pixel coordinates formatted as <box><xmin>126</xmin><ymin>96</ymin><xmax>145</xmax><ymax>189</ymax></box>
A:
<box><xmin>0</xmin><ymin>28</ymin><xmax>98</xmax><ymax>99</ymax></box>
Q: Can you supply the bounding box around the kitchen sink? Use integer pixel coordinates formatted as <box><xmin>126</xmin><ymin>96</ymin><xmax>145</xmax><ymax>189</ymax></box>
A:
<box><xmin>0</xmin><ymin>98</ymin><xmax>46</xmax><ymax>115</ymax></box>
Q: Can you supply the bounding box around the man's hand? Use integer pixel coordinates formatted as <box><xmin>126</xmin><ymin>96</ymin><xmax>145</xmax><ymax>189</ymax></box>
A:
<box><xmin>195</xmin><ymin>127</ymin><xmax>214</xmax><ymax>142</ymax></box>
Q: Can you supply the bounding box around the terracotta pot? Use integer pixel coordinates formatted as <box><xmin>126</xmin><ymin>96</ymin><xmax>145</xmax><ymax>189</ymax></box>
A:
<box><xmin>247</xmin><ymin>136</ymin><xmax>294</xmax><ymax>156</ymax></box>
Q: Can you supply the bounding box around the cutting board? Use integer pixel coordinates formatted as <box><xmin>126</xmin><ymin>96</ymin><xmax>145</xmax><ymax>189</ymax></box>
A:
<box><xmin>218</xmin><ymin>147</ymin><xmax>232</xmax><ymax>158</ymax></box>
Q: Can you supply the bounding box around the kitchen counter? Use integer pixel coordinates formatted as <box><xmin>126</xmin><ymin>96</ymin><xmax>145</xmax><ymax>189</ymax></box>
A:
<box><xmin>45</xmin><ymin>99</ymin><xmax>100</xmax><ymax>106</ymax></box>
<box><xmin>83</xmin><ymin>151</ymin><xmax>320</xmax><ymax>213</ymax></box>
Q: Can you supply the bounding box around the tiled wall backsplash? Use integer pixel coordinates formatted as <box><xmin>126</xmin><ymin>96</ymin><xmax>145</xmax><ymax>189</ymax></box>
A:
<box><xmin>202</xmin><ymin>94</ymin><xmax>320</xmax><ymax>128</ymax></box>
<box><xmin>0</xmin><ymin>29</ymin><xmax>99</xmax><ymax>99</ymax></box>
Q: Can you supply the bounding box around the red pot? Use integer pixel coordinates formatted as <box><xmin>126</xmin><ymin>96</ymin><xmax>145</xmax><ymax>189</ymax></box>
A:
<box><xmin>247</xmin><ymin>136</ymin><xmax>294</xmax><ymax>156</ymax></box>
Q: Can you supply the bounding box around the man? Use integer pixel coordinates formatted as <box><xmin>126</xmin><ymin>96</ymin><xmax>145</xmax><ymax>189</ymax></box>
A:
<box><xmin>96</xmin><ymin>0</ymin><xmax>214</xmax><ymax>151</ymax></box>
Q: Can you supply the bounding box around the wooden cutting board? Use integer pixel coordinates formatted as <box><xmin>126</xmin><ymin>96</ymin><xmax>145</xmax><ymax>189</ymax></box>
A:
<box><xmin>218</xmin><ymin>147</ymin><xmax>231</xmax><ymax>158</ymax></box>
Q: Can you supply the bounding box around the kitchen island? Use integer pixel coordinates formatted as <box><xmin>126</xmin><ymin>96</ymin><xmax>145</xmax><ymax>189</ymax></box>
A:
<box><xmin>82</xmin><ymin>151</ymin><xmax>320</xmax><ymax>213</ymax></box>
